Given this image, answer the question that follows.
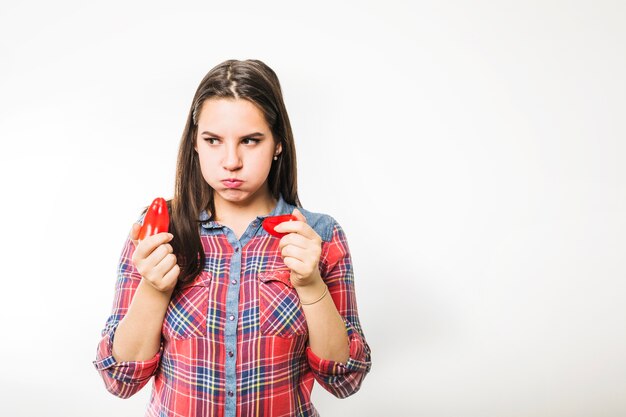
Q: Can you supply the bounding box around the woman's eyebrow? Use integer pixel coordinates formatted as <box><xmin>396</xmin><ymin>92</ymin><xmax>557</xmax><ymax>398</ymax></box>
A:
<box><xmin>200</xmin><ymin>130</ymin><xmax>265</xmax><ymax>138</ymax></box>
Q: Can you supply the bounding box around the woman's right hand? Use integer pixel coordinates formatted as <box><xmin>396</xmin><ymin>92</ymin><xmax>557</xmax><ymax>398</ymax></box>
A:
<box><xmin>129</xmin><ymin>223</ymin><xmax>180</xmax><ymax>293</ymax></box>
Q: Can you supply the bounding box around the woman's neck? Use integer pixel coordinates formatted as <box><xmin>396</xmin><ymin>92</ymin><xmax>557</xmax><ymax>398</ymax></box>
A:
<box><xmin>213</xmin><ymin>193</ymin><xmax>277</xmax><ymax>225</ymax></box>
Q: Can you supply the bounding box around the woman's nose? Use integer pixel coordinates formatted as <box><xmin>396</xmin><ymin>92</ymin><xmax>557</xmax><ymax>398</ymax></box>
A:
<box><xmin>222</xmin><ymin>144</ymin><xmax>242</xmax><ymax>171</ymax></box>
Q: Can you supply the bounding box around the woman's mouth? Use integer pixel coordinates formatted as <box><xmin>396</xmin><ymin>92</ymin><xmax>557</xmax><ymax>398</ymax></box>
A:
<box><xmin>222</xmin><ymin>179</ymin><xmax>243</xmax><ymax>188</ymax></box>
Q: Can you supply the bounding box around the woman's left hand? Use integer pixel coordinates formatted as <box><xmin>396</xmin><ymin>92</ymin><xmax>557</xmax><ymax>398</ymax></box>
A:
<box><xmin>275</xmin><ymin>208</ymin><xmax>323</xmax><ymax>288</ymax></box>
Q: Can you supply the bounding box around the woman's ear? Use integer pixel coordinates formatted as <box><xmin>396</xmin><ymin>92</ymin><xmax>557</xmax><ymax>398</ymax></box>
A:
<box><xmin>274</xmin><ymin>142</ymin><xmax>282</xmax><ymax>157</ymax></box>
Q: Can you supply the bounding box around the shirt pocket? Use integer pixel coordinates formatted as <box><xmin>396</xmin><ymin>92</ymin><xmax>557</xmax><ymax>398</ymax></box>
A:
<box><xmin>258</xmin><ymin>269</ymin><xmax>308</xmax><ymax>337</ymax></box>
<box><xmin>162</xmin><ymin>270</ymin><xmax>211</xmax><ymax>340</ymax></box>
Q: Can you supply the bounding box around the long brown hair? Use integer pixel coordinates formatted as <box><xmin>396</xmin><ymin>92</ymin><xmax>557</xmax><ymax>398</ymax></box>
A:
<box><xmin>167</xmin><ymin>59</ymin><xmax>300</xmax><ymax>284</ymax></box>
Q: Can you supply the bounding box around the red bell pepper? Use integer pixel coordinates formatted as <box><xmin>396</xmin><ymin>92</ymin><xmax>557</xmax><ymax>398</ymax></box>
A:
<box><xmin>262</xmin><ymin>214</ymin><xmax>297</xmax><ymax>238</ymax></box>
<box><xmin>138</xmin><ymin>197</ymin><xmax>170</xmax><ymax>240</ymax></box>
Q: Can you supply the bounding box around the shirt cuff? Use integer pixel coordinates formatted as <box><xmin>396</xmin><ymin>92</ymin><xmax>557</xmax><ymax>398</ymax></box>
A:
<box><xmin>93</xmin><ymin>328</ymin><xmax>162</xmax><ymax>383</ymax></box>
<box><xmin>306</xmin><ymin>323</ymin><xmax>370</xmax><ymax>377</ymax></box>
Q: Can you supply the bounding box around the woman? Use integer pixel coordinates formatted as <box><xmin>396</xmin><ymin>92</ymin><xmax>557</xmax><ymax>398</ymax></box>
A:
<box><xmin>94</xmin><ymin>59</ymin><xmax>371</xmax><ymax>416</ymax></box>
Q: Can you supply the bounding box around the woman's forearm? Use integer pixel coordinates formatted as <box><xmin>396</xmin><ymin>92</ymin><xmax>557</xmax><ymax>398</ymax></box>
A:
<box><xmin>112</xmin><ymin>279</ymin><xmax>173</xmax><ymax>362</ymax></box>
<box><xmin>297</xmin><ymin>278</ymin><xmax>350</xmax><ymax>363</ymax></box>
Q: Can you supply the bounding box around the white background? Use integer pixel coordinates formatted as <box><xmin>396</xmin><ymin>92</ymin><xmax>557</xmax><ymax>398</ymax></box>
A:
<box><xmin>1</xmin><ymin>1</ymin><xmax>625</xmax><ymax>416</ymax></box>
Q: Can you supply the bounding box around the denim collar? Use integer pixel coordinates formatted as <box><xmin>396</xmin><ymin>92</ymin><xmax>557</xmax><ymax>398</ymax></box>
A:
<box><xmin>199</xmin><ymin>195</ymin><xmax>293</xmax><ymax>229</ymax></box>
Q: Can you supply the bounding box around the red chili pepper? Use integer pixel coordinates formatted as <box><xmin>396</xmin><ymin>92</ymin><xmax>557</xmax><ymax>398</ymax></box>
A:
<box><xmin>262</xmin><ymin>214</ymin><xmax>297</xmax><ymax>238</ymax></box>
<box><xmin>138</xmin><ymin>197</ymin><xmax>170</xmax><ymax>240</ymax></box>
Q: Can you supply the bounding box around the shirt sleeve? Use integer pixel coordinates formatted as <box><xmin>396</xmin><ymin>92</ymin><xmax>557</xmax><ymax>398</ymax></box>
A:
<box><xmin>92</xmin><ymin>232</ymin><xmax>162</xmax><ymax>399</ymax></box>
<box><xmin>306</xmin><ymin>220</ymin><xmax>372</xmax><ymax>398</ymax></box>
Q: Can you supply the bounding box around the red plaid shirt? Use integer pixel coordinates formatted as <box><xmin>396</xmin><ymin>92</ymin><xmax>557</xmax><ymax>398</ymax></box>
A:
<box><xmin>94</xmin><ymin>197</ymin><xmax>371</xmax><ymax>416</ymax></box>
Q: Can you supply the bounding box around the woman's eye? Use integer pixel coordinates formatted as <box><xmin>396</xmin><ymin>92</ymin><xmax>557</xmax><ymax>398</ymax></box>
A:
<box><xmin>204</xmin><ymin>138</ymin><xmax>220</xmax><ymax>144</ymax></box>
<box><xmin>242</xmin><ymin>138</ymin><xmax>261</xmax><ymax>145</ymax></box>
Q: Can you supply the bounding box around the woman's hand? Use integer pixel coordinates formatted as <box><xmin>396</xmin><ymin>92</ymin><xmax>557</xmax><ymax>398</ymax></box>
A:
<box><xmin>275</xmin><ymin>208</ymin><xmax>323</xmax><ymax>288</ymax></box>
<box><xmin>130</xmin><ymin>223</ymin><xmax>180</xmax><ymax>293</ymax></box>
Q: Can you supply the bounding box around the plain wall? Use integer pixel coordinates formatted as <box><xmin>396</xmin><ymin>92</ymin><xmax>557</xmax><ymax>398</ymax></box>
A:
<box><xmin>1</xmin><ymin>1</ymin><xmax>625</xmax><ymax>416</ymax></box>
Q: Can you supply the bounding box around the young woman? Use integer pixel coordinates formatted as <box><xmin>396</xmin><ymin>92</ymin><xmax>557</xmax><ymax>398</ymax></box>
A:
<box><xmin>94</xmin><ymin>59</ymin><xmax>371</xmax><ymax>416</ymax></box>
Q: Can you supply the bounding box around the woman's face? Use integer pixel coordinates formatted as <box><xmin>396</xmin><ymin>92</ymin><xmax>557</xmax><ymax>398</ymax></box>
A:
<box><xmin>195</xmin><ymin>98</ymin><xmax>281</xmax><ymax>210</ymax></box>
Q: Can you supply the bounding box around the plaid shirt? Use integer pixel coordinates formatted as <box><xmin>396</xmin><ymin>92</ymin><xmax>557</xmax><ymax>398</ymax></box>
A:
<box><xmin>93</xmin><ymin>196</ymin><xmax>371</xmax><ymax>417</ymax></box>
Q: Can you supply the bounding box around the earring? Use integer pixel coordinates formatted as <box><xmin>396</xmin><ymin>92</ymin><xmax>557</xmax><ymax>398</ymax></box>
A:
<box><xmin>273</xmin><ymin>155</ymin><xmax>278</xmax><ymax>161</ymax></box>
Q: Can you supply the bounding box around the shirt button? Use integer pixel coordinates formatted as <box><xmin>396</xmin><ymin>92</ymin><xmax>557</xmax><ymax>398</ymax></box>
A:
<box><xmin>235</xmin><ymin>247</ymin><xmax>239</xmax><ymax>252</ymax></box>
<box><xmin>231</xmin><ymin>279</ymin><xmax>237</xmax><ymax>285</ymax></box>
<box><xmin>229</xmin><ymin>314</ymin><xmax>235</xmax><ymax>321</ymax></box>
<box><xmin>228</xmin><ymin>390</ymin><xmax>234</xmax><ymax>397</ymax></box>
<box><xmin>228</xmin><ymin>350</ymin><xmax>234</xmax><ymax>357</ymax></box>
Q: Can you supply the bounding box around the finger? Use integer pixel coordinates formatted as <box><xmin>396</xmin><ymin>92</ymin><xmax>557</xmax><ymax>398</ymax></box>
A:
<box><xmin>291</xmin><ymin>208</ymin><xmax>307</xmax><ymax>223</ymax></box>
<box><xmin>274</xmin><ymin>220</ymin><xmax>319</xmax><ymax>240</ymax></box>
<box><xmin>152</xmin><ymin>253</ymin><xmax>178</xmax><ymax>280</ymax></box>
<box><xmin>282</xmin><ymin>256</ymin><xmax>306</xmax><ymax>274</ymax></box>
<box><xmin>160</xmin><ymin>264</ymin><xmax>181</xmax><ymax>289</ymax></box>
<box><xmin>281</xmin><ymin>245</ymin><xmax>319</xmax><ymax>267</ymax></box>
<box><xmin>278</xmin><ymin>233</ymin><xmax>317</xmax><ymax>251</ymax></box>
<box><xmin>144</xmin><ymin>244</ymin><xmax>175</xmax><ymax>270</ymax></box>
<box><xmin>130</xmin><ymin>223</ymin><xmax>141</xmax><ymax>247</ymax></box>
<box><xmin>280</xmin><ymin>244</ymin><xmax>306</xmax><ymax>261</ymax></box>
<box><xmin>132</xmin><ymin>234</ymin><xmax>174</xmax><ymax>274</ymax></box>
<box><xmin>146</xmin><ymin>261</ymin><xmax>180</xmax><ymax>292</ymax></box>
<box><xmin>134</xmin><ymin>232</ymin><xmax>174</xmax><ymax>260</ymax></box>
